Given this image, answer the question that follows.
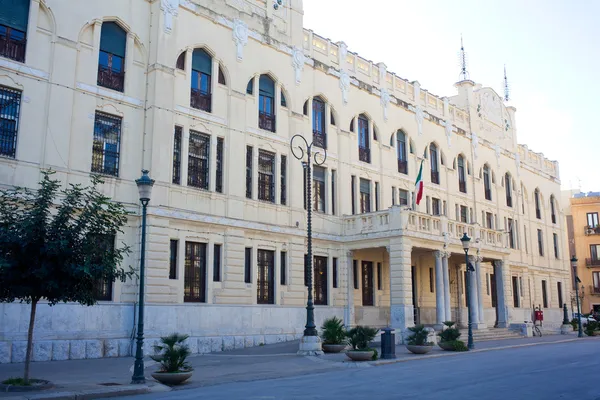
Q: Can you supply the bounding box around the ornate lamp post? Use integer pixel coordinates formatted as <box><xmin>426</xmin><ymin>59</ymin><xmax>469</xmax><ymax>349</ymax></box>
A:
<box><xmin>290</xmin><ymin>134</ymin><xmax>326</xmax><ymax>355</ymax></box>
<box><xmin>131</xmin><ymin>170</ymin><xmax>155</xmax><ymax>384</ymax></box>
<box><xmin>571</xmin><ymin>256</ymin><xmax>583</xmax><ymax>338</ymax></box>
<box><xmin>460</xmin><ymin>233</ymin><xmax>474</xmax><ymax>350</ymax></box>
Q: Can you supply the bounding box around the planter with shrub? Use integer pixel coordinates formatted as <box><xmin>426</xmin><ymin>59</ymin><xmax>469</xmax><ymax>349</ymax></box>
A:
<box><xmin>437</xmin><ymin>321</ymin><xmax>466</xmax><ymax>351</ymax></box>
<box><xmin>405</xmin><ymin>325</ymin><xmax>434</xmax><ymax>354</ymax></box>
<box><xmin>345</xmin><ymin>326</ymin><xmax>379</xmax><ymax>361</ymax></box>
<box><xmin>320</xmin><ymin>316</ymin><xmax>348</xmax><ymax>353</ymax></box>
<box><xmin>585</xmin><ymin>321</ymin><xmax>600</xmax><ymax>336</ymax></box>
<box><xmin>150</xmin><ymin>333</ymin><xmax>194</xmax><ymax>385</ymax></box>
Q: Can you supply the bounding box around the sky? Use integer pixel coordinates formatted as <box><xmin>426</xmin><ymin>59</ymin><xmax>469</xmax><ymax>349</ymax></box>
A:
<box><xmin>303</xmin><ymin>0</ymin><xmax>600</xmax><ymax>192</ymax></box>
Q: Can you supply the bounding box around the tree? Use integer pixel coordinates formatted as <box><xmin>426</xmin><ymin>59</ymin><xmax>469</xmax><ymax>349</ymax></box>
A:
<box><xmin>0</xmin><ymin>171</ymin><xmax>132</xmax><ymax>383</ymax></box>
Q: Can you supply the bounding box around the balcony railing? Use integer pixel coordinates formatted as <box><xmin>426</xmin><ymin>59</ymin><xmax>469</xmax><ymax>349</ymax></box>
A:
<box><xmin>358</xmin><ymin>146</ymin><xmax>371</xmax><ymax>163</ymax></box>
<box><xmin>259</xmin><ymin>112</ymin><xmax>275</xmax><ymax>132</ymax></box>
<box><xmin>0</xmin><ymin>27</ymin><xmax>26</xmax><ymax>63</ymax></box>
<box><xmin>506</xmin><ymin>195</ymin><xmax>513</xmax><ymax>207</ymax></box>
<box><xmin>431</xmin><ymin>171</ymin><xmax>439</xmax><ymax>184</ymax></box>
<box><xmin>551</xmin><ymin>214</ymin><xmax>556</xmax><ymax>224</ymax></box>
<box><xmin>459</xmin><ymin>181</ymin><xmax>466</xmax><ymax>193</ymax></box>
<box><xmin>585</xmin><ymin>226</ymin><xmax>600</xmax><ymax>235</ymax></box>
<box><xmin>97</xmin><ymin>66</ymin><xmax>125</xmax><ymax>92</ymax></box>
<box><xmin>398</xmin><ymin>160</ymin><xmax>407</xmax><ymax>174</ymax></box>
<box><xmin>585</xmin><ymin>258</ymin><xmax>600</xmax><ymax>267</ymax></box>
<box><xmin>536</xmin><ymin>209</ymin><xmax>541</xmax><ymax>219</ymax></box>
<box><xmin>313</xmin><ymin>130</ymin><xmax>327</xmax><ymax>149</ymax></box>
<box><xmin>190</xmin><ymin>88</ymin><xmax>211</xmax><ymax>112</ymax></box>
<box><xmin>485</xmin><ymin>189</ymin><xmax>492</xmax><ymax>201</ymax></box>
<box><xmin>591</xmin><ymin>285</ymin><xmax>600</xmax><ymax>295</ymax></box>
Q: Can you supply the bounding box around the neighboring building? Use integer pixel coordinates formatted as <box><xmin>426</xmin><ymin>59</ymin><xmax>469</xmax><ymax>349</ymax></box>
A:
<box><xmin>0</xmin><ymin>0</ymin><xmax>570</xmax><ymax>363</ymax></box>
<box><xmin>563</xmin><ymin>191</ymin><xmax>600</xmax><ymax>315</ymax></box>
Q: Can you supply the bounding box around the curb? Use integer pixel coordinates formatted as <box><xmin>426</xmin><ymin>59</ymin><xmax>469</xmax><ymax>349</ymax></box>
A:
<box><xmin>0</xmin><ymin>382</ymin><xmax>171</xmax><ymax>400</ymax></box>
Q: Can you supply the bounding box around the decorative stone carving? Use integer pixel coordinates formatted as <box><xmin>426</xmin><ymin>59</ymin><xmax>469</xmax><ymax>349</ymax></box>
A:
<box><xmin>232</xmin><ymin>19</ymin><xmax>248</xmax><ymax>61</ymax></box>
<box><xmin>160</xmin><ymin>0</ymin><xmax>179</xmax><ymax>34</ymax></box>
<box><xmin>380</xmin><ymin>88</ymin><xmax>390</xmax><ymax>121</ymax></box>
<box><xmin>444</xmin><ymin>120</ymin><xmax>453</xmax><ymax>148</ymax></box>
<box><xmin>339</xmin><ymin>69</ymin><xmax>350</xmax><ymax>104</ymax></box>
<box><xmin>413</xmin><ymin>81</ymin><xmax>421</xmax><ymax>102</ymax></box>
<box><xmin>415</xmin><ymin>106</ymin><xmax>424</xmax><ymax>135</ymax></box>
<box><xmin>434</xmin><ymin>250</ymin><xmax>443</xmax><ymax>260</ymax></box>
<box><xmin>443</xmin><ymin>96</ymin><xmax>450</xmax><ymax>116</ymax></box>
<box><xmin>291</xmin><ymin>47</ymin><xmax>305</xmax><ymax>84</ymax></box>
<box><xmin>471</xmin><ymin>131</ymin><xmax>479</xmax><ymax>159</ymax></box>
<box><xmin>337</xmin><ymin>41</ymin><xmax>348</xmax><ymax>68</ymax></box>
<box><xmin>377</xmin><ymin>62</ymin><xmax>387</xmax><ymax>83</ymax></box>
<box><xmin>442</xmin><ymin>232</ymin><xmax>450</xmax><ymax>249</ymax></box>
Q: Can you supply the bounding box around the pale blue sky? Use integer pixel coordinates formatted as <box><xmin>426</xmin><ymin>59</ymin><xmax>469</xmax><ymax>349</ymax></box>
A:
<box><xmin>303</xmin><ymin>0</ymin><xmax>599</xmax><ymax>192</ymax></box>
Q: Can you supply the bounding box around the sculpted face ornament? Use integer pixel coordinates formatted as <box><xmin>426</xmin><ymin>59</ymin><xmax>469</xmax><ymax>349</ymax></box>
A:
<box><xmin>232</xmin><ymin>19</ymin><xmax>249</xmax><ymax>61</ymax></box>
<box><xmin>339</xmin><ymin>70</ymin><xmax>350</xmax><ymax>104</ymax></box>
<box><xmin>291</xmin><ymin>47</ymin><xmax>306</xmax><ymax>84</ymax></box>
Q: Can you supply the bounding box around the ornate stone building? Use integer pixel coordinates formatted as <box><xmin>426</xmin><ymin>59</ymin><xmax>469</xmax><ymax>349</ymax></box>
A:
<box><xmin>0</xmin><ymin>0</ymin><xmax>570</xmax><ymax>363</ymax></box>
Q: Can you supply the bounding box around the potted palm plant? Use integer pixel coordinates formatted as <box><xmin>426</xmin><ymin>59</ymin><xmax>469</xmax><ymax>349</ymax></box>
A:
<box><xmin>320</xmin><ymin>316</ymin><xmax>348</xmax><ymax>353</ymax></box>
<box><xmin>437</xmin><ymin>321</ymin><xmax>462</xmax><ymax>351</ymax></box>
<box><xmin>405</xmin><ymin>325</ymin><xmax>434</xmax><ymax>354</ymax></box>
<box><xmin>345</xmin><ymin>326</ymin><xmax>379</xmax><ymax>361</ymax></box>
<box><xmin>150</xmin><ymin>333</ymin><xmax>194</xmax><ymax>385</ymax></box>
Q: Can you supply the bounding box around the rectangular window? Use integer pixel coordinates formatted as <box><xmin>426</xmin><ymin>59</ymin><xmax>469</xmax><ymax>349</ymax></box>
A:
<box><xmin>377</xmin><ymin>262</ymin><xmax>382</xmax><ymax>290</ymax></box>
<box><xmin>188</xmin><ymin>131</ymin><xmax>210</xmax><ymax>189</ymax></box>
<box><xmin>590</xmin><ymin>245</ymin><xmax>600</xmax><ymax>265</ymax></box>
<box><xmin>486</xmin><ymin>212</ymin><xmax>493</xmax><ymax>229</ymax></box>
<box><xmin>314</xmin><ymin>256</ymin><xmax>328</xmax><ymax>305</ymax></box>
<box><xmin>360</xmin><ymin>178</ymin><xmax>371</xmax><ymax>213</ymax></box>
<box><xmin>426</xmin><ymin>196</ymin><xmax>430</xmax><ymax>214</ymax></box>
<box><xmin>333</xmin><ymin>257</ymin><xmax>338</xmax><ymax>288</ymax></box>
<box><xmin>508</xmin><ymin>218</ymin><xmax>515</xmax><ymax>249</ymax></box>
<box><xmin>184</xmin><ymin>241</ymin><xmax>207</xmax><ymax>302</ymax></box>
<box><xmin>92</xmin><ymin>112</ymin><xmax>122</xmax><ymax>176</ymax></box>
<box><xmin>246</xmin><ymin>146</ymin><xmax>253</xmax><ymax>199</ymax></box>
<box><xmin>361</xmin><ymin>261</ymin><xmax>374</xmax><ymax>306</ymax></box>
<box><xmin>432</xmin><ymin>198</ymin><xmax>440</xmax><ymax>216</ymax></box>
<box><xmin>312</xmin><ymin>98</ymin><xmax>327</xmax><ymax>149</ymax></box>
<box><xmin>190</xmin><ymin>70</ymin><xmax>211</xmax><ymax>112</ymax></box>
<box><xmin>244</xmin><ymin>247</ymin><xmax>252</xmax><ymax>283</ymax></box>
<box><xmin>375</xmin><ymin>182</ymin><xmax>380</xmax><ymax>212</ymax></box>
<box><xmin>537</xmin><ymin>229</ymin><xmax>544</xmax><ymax>256</ymax></box>
<box><xmin>313</xmin><ymin>166</ymin><xmax>326</xmax><ymax>213</ymax></box>
<box><xmin>280</xmin><ymin>251</ymin><xmax>287</xmax><ymax>285</ymax></box>
<box><xmin>358</xmin><ymin>116</ymin><xmax>370</xmax><ymax>163</ymax></box>
<box><xmin>0</xmin><ymin>23</ymin><xmax>27</xmax><ymax>63</ymax></box>
<box><xmin>169</xmin><ymin>239</ymin><xmax>178</xmax><ymax>280</ymax></box>
<box><xmin>258</xmin><ymin>150</ymin><xmax>276</xmax><ymax>202</ymax></box>
<box><xmin>392</xmin><ymin>187</ymin><xmax>397</xmax><ymax>206</ymax></box>
<box><xmin>331</xmin><ymin>170</ymin><xmax>336</xmax><ymax>215</ymax></box>
<box><xmin>172</xmin><ymin>126</ymin><xmax>182</xmax><ymax>184</ymax></box>
<box><xmin>557</xmin><ymin>282</ymin><xmax>563</xmax><ymax>309</ymax></box>
<box><xmin>553</xmin><ymin>233</ymin><xmax>559</xmax><ymax>259</ymax></box>
<box><xmin>429</xmin><ymin>267</ymin><xmax>434</xmax><ymax>292</ymax></box>
<box><xmin>257</xmin><ymin>249</ymin><xmax>275</xmax><ymax>304</ymax></box>
<box><xmin>587</xmin><ymin>212</ymin><xmax>599</xmax><ymax>228</ymax></box>
<box><xmin>94</xmin><ymin>235</ymin><xmax>115</xmax><ymax>301</ymax></box>
<box><xmin>213</xmin><ymin>244</ymin><xmax>221</xmax><ymax>282</ymax></box>
<box><xmin>280</xmin><ymin>155</ymin><xmax>287</xmax><ymax>205</ymax></box>
<box><xmin>0</xmin><ymin>86</ymin><xmax>21</xmax><ymax>159</ymax></box>
<box><xmin>215</xmin><ymin>137</ymin><xmax>224</xmax><ymax>193</ymax></box>
<box><xmin>399</xmin><ymin>189</ymin><xmax>409</xmax><ymax>206</ymax></box>
<box><xmin>524</xmin><ymin>226</ymin><xmax>528</xmax><ymax>253</ymax></box>
<box><xmin>541</xmin><ymin>280</ymin><xmax>548</xmax><ymax>308</ymax></box>
<box><xmin>593</xmin><ymin>272</ymin><xmax>600</xmax><ymax>293</ymax></box>
<box><xmin>353</xmin><ymin>259</ymin><xmax>359</xmax><ymax>289</ymax></box>
<box><xmin>351</xmin><ymin>175</ymin><xmax>356</xmax><ymax>214</ymax></box>
<box><xmin>460</xmin><ymin>206</ymin><xmax>468</xmax><ymax>223</ymax></box>
<box><xmin>512</xmin><ymin>276</ymin><xmax>520</xmax><ymax>307</ymax></box>
<box><xmin>98</xmin><ymin>51</ymin><xmax>125</xmax><ymax>92</ymax></box>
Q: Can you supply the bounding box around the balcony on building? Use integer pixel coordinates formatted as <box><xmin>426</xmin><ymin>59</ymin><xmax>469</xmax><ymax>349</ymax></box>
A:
<box><xmin>431</xmin><ymin>171</ymin><xmax>439</xmax><ymax>184</ymax></box>
<box><xmin>259</xmin><ymin>111</ymin><xmax>275</xmax><ymax>132</ymax></box>
<box><xmin>584</xmin><ymin>225</ymin><xmax>600</xmax><ymax>236</ymax></box>
<box><xmin>591</xmin><ymin>285</ymin><xmax>600</xmax><ymax>295</ymax></box>
<box><xmin>97</xmin><ymin>65</ymin><xmax>125</xmax><ymax>92</ymax></box>
<box><xmin>398</xmin><ymin>160</ymin><xmax>408</xmax><ymax>174</ymax></box>
<box><xmin>190</xmin><ymin>88</ymin><xmax>211</xmax><ymax>112</ymax></box>
<box><xmin>459</xmin><ymin>181</ymin><xmax>466</xmax><ymax>193</ymax></box>
<box><xmin>585</xmin><ymin>258</ymin><xmax>600</xmax><ymax>267</ymax></box>
<box><xmin>313</xmin><ymin>130</ymin><xmax>326</xmax><ymax>149</ymax></box>
<box><xmin>359</xmin><ymin>146</ymin><xmax>370</xmax><ymax>163</ymax></box>
<box><xmin>506</xmin><ymin>195</ymin><xmax>512</xmax><ymax>208</ymax></box>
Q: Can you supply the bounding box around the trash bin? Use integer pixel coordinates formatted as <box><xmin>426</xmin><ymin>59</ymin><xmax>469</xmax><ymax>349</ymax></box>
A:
<box><xmin>380</xmin><ymin>327</ymin><xmax>396</xmax><ymax>359</ymax></box>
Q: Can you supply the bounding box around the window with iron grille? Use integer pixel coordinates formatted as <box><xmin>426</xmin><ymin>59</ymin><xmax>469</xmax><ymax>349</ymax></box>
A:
<box><xmin>312</xmin><ymin>97</ymin><xmax>326</xmax><ymax>149</ymax></box>
<box><xmin>188</xmin><ymin>130</ymin><xmax>210</xmax><ymax>189</ymax></box>
<box><xmin>169</xmin><ymin>239</ymin><xmax>178</xmax><ymax>280</ymax></box>
<box><xmin>184</xmin><ymin>241</ymin><xmax>206</xmax><ymax>302</ymax></box>
<box><xmin>332</xmin><ymin>257</ymin><xmax>338</xmax><ymax>288</ymax></box>
<box><xmin>314</xmin><ymin>256</ymin><xmax>328</xmax><ymax>305</ymax></box>
<box><xmin>280</xmin><ymin>155</ymin><xmax>287</xmax><ymax>205</ymax></box>
<box><xmin>535</xmin><ymin>190</ymin><xmax>541</xmax><ymax>219</ymax></box>
<box><xmin>377</xmin><ymin>262</ymin><xmax>382</xmax><ymax>291</ymax></box>
<box><xmin>0</xmin><ymin>85</ymin><xmax>21</xmax><ymax>158</ymax></box>
<box><xmin>216</xmin><ymin>137</ymin><xmax>223</xmax><ymax>193</ymax></box>
<box><xmin>172</xmin><ymin>126</ymin><xmax>182</xmax><ymax>184</ymax></box>
<box><xmin>541</xmin><ymin>280</ymin><xmax>548</xmax><ymax>308</ymax></box>
<box><xmin>98</xmin><ymin>22</ymin><xmax>126</xmax><ymax>92</ymax></box>
<box><xmin>190</xmin><ymin>49</ymin><xmax>212</xmax><ymax>112</ymax></box>
<box><xmin>353</xmin><ymin>259</ymin><xmax>359</xmax><ymax>289</ymax></box>
<box><xmin>244</xmin><ymin>247</ymin><xmax>252</xmax><ymax>283</ymax></box>
<box><xmin>93</xmin><ymin>235</ymin><xmax>115</xmax><ymax>301</ymax></box>
<box><xmin>458</xmin><ymin>155</ymin><xmax>466</xmax><ymax>193</ymax></box>
<box><xmin>537</xmin><ymin>229</ymin><xmax>544</xmax><ymax>256</ymax></box>
<box><xmin>460</xmin><ymin>205</ymin><xmax>468</xmax><ymax>223</ymax></box>
<box><xmin>92</xmin><ymin>112</ymin><xmax>121</xmax><ymax>176</ymax></box>
<box><xmin>397</xmin><ymin>131</ymin><xmax>407</xmax><ymax>174</ymax></box>
<box><xmin>351</xmin><ymin>175</ymin><xmax>356</xmax><ymax>214</ymax></box>
<box><xmin>483</xmin><ymin>165</ymin><xmax>492</xmax><ymax>200</ymax></box>
<box><xmin>313</xmin><ymin>166</ymin><xmax>326</xmax><ymax>213</ymax></box>
<box><xmin>213</xmin><ymin>244</ymin><xmax>221</xmax><ymax>282</ymax></box>
<box><xmin>258</xmin><ymin>150</ymin><xmax>275</xmax><ymax>202</ymax></box>
<box><xmin>331</xmin><ymin>170</ymin><xmax>336</xmax><ymax>215</ymax></box>
<box><xmin>359</xmin><ymin>178</ymin><xmax>371</xmax><ymax>213</ymax></box>
<box><xmin>258</xmin><ymin>75</ymin><xmax>275</xmax><ymax>132</ymax></box>
<box><xmin>257</xmin><ymin>249</ymin><xmax>275</xmax><ymax>304</ymax></box>
<box><xmin>399</xmin><ymin>189</ymin><xmax>409</xmax><ymax>206</ymax></box>
<box><xmin>0</xmin><ymin>24</ymin><xmax>27</xmax><ymax>63</ymax></box>
<box><xmin>358</xmin><ymin>115</ymin><xmax>370</xmax><ymax>163</ymax></box>
<box><xmin>280</xmin><ymin>251</ymin><xmax>287</xmax><ymax>285</ymax></box>
<box><xmin>246</xmin><ymin>146</ymin><xmax>253</xmax><ymax>199</ymax></box>
<box><xmin>375</xmin><ymin>182</ymin><xmax>380</xmax><ymax>211</ymax></box>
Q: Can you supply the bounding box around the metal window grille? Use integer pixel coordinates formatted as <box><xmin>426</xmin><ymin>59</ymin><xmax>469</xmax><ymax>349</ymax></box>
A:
<box><xmin>313</xmin><ymin>256</ymin><xmax>328</xmax><ymax>305</ymax></box>
<box><xmin>190</xmin><ymin>71</ymin><xmax>211</xmax><ymax>112</ymax></box>
<box><xmin>246</xmin><ymin>146</ymin><xmax>253</xmax><ymax>199</ymax></box>
<box><xmin>258</xmin><ymin>150</ymin><xmax>275</xmax><ymax>202</ymax></box>
<box><xmin>97</xmin><ymin>52</ymin><xmax>125</xmax><ymax>92</ymax></box>
<box><xmin>172</xmin><ymin>126</ymin><xmax>182</xmax><ymax>184</ymax></box>
<box><xmin>313</xmin><ymin>166</ymin><xmax>326</xmax><ymax>212</ymax></box>
<box><xmin>0</xmin><ymin>25</ymin><xmax>26</xmax><ymax>62</ymax></box>
<box><xmin>216</xmin><ymin>137</ymin><xmax>224</xmax><ymax>193</ymax></box>
<box><xmin>91</xmin><ymin>112</ymin><xmax>122</xmax><ymax>176</ymax></box>
<box><xmin>244</xmin><ymin>247</ymin><xmax>252</xmax><ymax>283</ymax></box>
<box><xmin>169</xmin><ymin>239</ymin><xmax>178</xmax><ymax>280</ymax></box>
<box><xmin>280</xmin><ymin>251</ymin><xmax>287</xmax><ymax>285</ymax></box>
<box><xmin>312</xmin><ymin>98</ymin><xmax>326</xmax><ymax>149</ymax></box>
<box><xmin>332</xmin><ymin>257</ymin><xmax>338</xmax><ymax>288</ymax></box>
<box><xmin>0</xmin><ymin>85</ymin><xmax>21</xmax><ymax>158</ymax></box>
<box><xmin>257</xmin><ymin>249</ymin><xmax>275</xmax><ymax>304</ymax></box>
<box><xmin>377</xmin><ymin>262</ymin><xmax>382</xmax><ymax>291</ymax></box>
<box><xmin>361</xmin><ymin>261</ymin><xmax>374</xmax><ymax>306</ymax></box>
<box><xmin>213</xmin><ymin>244</ymin><xmax>221</xmax><ymax>282</ymax></box>
<box><xmin>184</xmin><ymin>241</ymin><xmax>206</xmax><ymax>302</ymax></box>
<box><xmin>280</xmin><ymin>155</ymin><xmax>287</xmax><ymax>205</ymax></box>
<box><xmin>187</xmin><ymin>130</ymin><xmax>210</xmax><ymax>190</ymax></box>
<box><xmin>93</xmin><ymin>235</ymin><xmax>115</xmax><ymax>301</ymax></box>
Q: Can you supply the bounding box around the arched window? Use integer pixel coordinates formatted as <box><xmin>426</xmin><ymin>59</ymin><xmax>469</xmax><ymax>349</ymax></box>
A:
<box><xmin>280</xmin><ymin>90</ymin><xmax>287</xmax><ymax>107</ymax></box>
<box><xmin>258</xmin><ymin>74</ymin><xmax>275</xmax><ymax>132</ymax></box>
<box><xmin>190</xmin><ymin>48</ymin><xmax>212</xmax><ymax>112</ymax></box>
<box><xmin>397</xmin><ymin>131</ymin><xmax>407</xmax><ymax>174</ymax></box>
<box><xmin>483</xmin><ymin>164</ymin><xmax>492</xmax><ymax>200</ymax></box>
<box><xmin>550</xmin><ymin>195</ymin><xmax>556</xmax><ymax>224</ymax></box>
<box><xmin>0</xmin><ymin>0</ymin><xmax>29</xmax><ymax>62</ymax></box>
<box><xmin>358</xmin><ymin>114</ymin><xmax>370</xmax><ymax>163</ymax></box>
<box><xmin>246</xmin><ymin>77</ymin><xmax>254</xmax><ymax>94</ymax></box>
<box><xmin>534</xmin><ymin>189</ymin><xmax>541</xmax><ymax>219</ymax></box>
<box><xmin>312</xmin><ymin>97</ymin><xmax>326</xmax><ymax>149</ymax></box>
<box><xmin>429</xmin><ymin>143</ymin><xmax>439</xmax><ymax>184</ymax></box>
<box><xmin>98</xmin><ymin>22</ymin><xmax>127</xmax><ymax>92</ymax></box>
<box><xmin>457</xmin><ymin>155</ymin><xmax>466</xmax><ymax>193</ymax></box>
<box><xmin>505</xmin><ymin>172</ymin><xmax>512</xmax><ymax>207</ymax></box>
<box><xmin>176</xmin><ymin>52</ymin><xmax>185</xmax><ymax>70</ymax></box>
<box><xmin>218</xmin><ymin>65</ymin><xmax>226</xmax><ymax>85</ymax></box>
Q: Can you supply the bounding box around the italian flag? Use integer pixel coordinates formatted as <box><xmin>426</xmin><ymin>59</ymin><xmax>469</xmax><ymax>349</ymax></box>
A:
<box><xmin>414</xmin><ymin>160</ymin><xmax>424</xmax><ymax>207</ymax></box>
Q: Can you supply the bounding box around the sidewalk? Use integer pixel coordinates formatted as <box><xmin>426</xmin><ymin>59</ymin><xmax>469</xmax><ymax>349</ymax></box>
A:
<box><xmin>0</xmin><ymin>333</ymin><xmax>584</xmax><ymax>399</ymax></box>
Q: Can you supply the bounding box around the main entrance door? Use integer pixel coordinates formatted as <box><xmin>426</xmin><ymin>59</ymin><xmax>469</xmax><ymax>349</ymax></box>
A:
<box><xmin>361</xmin><ymin>261</ymin><xmax>374</xmax><ymax>306</ymax></box>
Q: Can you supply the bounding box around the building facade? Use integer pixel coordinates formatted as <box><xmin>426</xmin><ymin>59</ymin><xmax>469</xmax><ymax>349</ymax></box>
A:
<box><xmin>0</xmin><ymin>0</ymin><xmax>570</xmax><ymax>363</ymax></box>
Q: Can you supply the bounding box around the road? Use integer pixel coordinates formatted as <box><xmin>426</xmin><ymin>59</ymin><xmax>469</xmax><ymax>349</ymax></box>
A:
<box><xmin>123</xmin><ymin>340</ymin><xmax>600</xmax><ymax>400</ymax></box>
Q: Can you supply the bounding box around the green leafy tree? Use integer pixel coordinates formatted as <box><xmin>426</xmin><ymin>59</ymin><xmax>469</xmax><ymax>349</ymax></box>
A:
<box><xmin>0</xmin><ymin>171</ymin><xmax>132</xmax><ymax>383</ymax></box>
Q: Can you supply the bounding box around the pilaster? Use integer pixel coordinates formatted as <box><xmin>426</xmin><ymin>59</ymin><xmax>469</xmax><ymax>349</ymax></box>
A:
<box><xmin>442</xmin><ymin>252</ymin><xmax>451</xmax><ymax>322</ymax></box>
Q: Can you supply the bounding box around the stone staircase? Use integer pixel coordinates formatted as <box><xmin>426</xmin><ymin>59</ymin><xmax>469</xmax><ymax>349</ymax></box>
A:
<box><xmin>458</xmin><ymin>328</ymin><xmax>524</xmax><ymax>341</ymax></box>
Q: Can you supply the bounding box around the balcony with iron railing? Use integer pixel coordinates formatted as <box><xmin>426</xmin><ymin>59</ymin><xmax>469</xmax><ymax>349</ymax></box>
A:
<box><xmin>485</xmin><ymin>189</ymin><xmax>492</xmax><ymax>201</ymax></box>
<box><xmin>536</xmin><ymin>208</ymin><xmax>541</xmax><ymax>219</ymax></box>
<box><xmin>190</xmin><ymin>89</ymin><xmax>211</xmax><ymax>112</ymax></box>
<box><xmin>0</xmin><ymin>26</ymin><xmax>26</xmax><ymax>63</ymax></box>
<box><xmin>584</xmin><ymin>225</ymin><xmax>600</xmax><ymax>236</ymax></box>
<box><xmin>398</xmin><ymin>160</ymin><xmax>407</xmax><ymax>174</ymax></box>
<box><xmin>585</xmin><ymin>258</ymin><xmax>600</xmax><ymax>267</ymax></box>
<box><xmin>459</xmin><ymin>181</ymin><xmax>466</xmax><ymax>193</ymax></box>
<box><xmin>259</xmin><ymin>112</ymin><xmax>276</xmax><ymax>132</ymax></box>
<box><xmin>506</xmin><ymin>195</ymin><xmax>513</xmax><ymax>207</ymax></box>
<box><xmin>359</xmin><ymin>146</ymin><xmax>371</xmax><ymax>163</ymax></box>
<box><xmin>590</xmin><ymin>285</ymin><xmax>600</xmax><ymax>295</ymax></box>
<box><xmin>431</xmin><ymin>171</ymin><xmax>439</xmax><ymax>184</ymax></box>
<box><xmin>97</xmin><ymin>66</ymin><xmax>125</xmax><ymax>92</ymax></box>
<box><xmin>313</xmin><ymin>130</ymin><xmax>326</xmax><ymax>149</ymax></box>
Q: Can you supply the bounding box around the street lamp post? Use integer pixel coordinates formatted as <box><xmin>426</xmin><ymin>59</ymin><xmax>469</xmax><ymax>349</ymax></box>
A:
<box><xmin>131</xmin><ymin>170</ymin><xmax>155</xmax><ymax>384</ymax></box>
<box><xmin>460</xmin><ymin>233</ymin><xmax>474</xmax><ymax>350</ymax></box>
<box><xmin>290</xmin><ymin>134</ymin><xmax>326</xmax><ymax>355</ymax></box>
<box><xmin>571</xmin><ymin>256</ymin><xmax>583</xmax><ymax>338</ymax></box>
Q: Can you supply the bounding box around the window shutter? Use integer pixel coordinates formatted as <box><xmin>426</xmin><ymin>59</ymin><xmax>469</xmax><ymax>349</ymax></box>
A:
<box><xmin>99</xmin><ymin>22</ymin><xmax>127</xmax><ymax>58</ymax></box>
<box><xmin>191</xmin><ymin>48</ymin><xmax>212</xmax><ymax>75</ymax></box>
<box><xmin>0</xmin><ymin>0</ymin><xmax>30</xmax><ymax>32</ymax></box>
<box><xmin>259</xmin><ymin>75</ymin><xmax>275</xmax><ymax>97</ymax></box>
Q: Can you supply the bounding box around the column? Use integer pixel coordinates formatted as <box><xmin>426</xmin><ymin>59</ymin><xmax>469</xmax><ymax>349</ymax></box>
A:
<box><xmin>468</xmin><ymin>255</ymin><xmax>480</xmax><ymax>326</ymax></box>
<box><xmin>475</xmin><ymin>256</ymin><xmax>485</xmax><ymax>327</ymax></box>
<box><xmin>389</xmin><ymin>237</ymin><xmax>414</xmax><ymax>339</ymax></box>
<box><xmin>434</xmin><ymin>251</ymin><xmax>445</xmax><ymax>328</ymax></box>
<box><xmin>442</xmin><ymin>252</ymin><xmax>451</xmax><ymax>322</ymax></box>
<box><xmin>494</xmin><ymin>260</ymin><xmax>509</xmax><ymax>328</ymax></box>
<box><xmin>343</xmin><ymin>251</ymin><xmax>355</xmax><ymax>327</ymax></box>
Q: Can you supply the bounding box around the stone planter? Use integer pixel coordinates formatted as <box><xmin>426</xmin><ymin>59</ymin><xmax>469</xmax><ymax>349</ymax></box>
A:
<box><xmin>406</xmin><ymin>344</ymin><xmax>433</xmax><ymax>354</ymax></box>
<box><xmin>592</xmin><ymin>331</ymin><xmax>600</xmax><ymax>336</ymax></box>
<box><xmin>322</xmin><ymin>344</ymin><xmax>347</xmax><ymax>353</ymax></box>
<box><xmin>345</xmin><ymin>350</ymin><xmax>374</xmax><ymax>361</ymax></box>
<box><xmin>438</xmin><ymin>341</ymin><xmax>455</xmax><ymax>351</ymax></box>
<box><xmin>151</xmin><ymin>371</ymin><xmax>193</xmax><ymax>385</ymax></box>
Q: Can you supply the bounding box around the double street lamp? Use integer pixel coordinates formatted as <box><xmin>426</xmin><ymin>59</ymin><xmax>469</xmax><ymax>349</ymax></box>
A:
<box><xmin>571</xmin><ymin>256</ymin><xmax>584</xmax><ymax>338</ymax></box>
<box><xmin>460</xmin><ymin>233</ymin><xmax>475</xmax><ymax>350</ymax></box>
<box><xmin>131</xmin><ymin>170</ymin><xmax>155</xmax><ymax>384</ymax></box>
